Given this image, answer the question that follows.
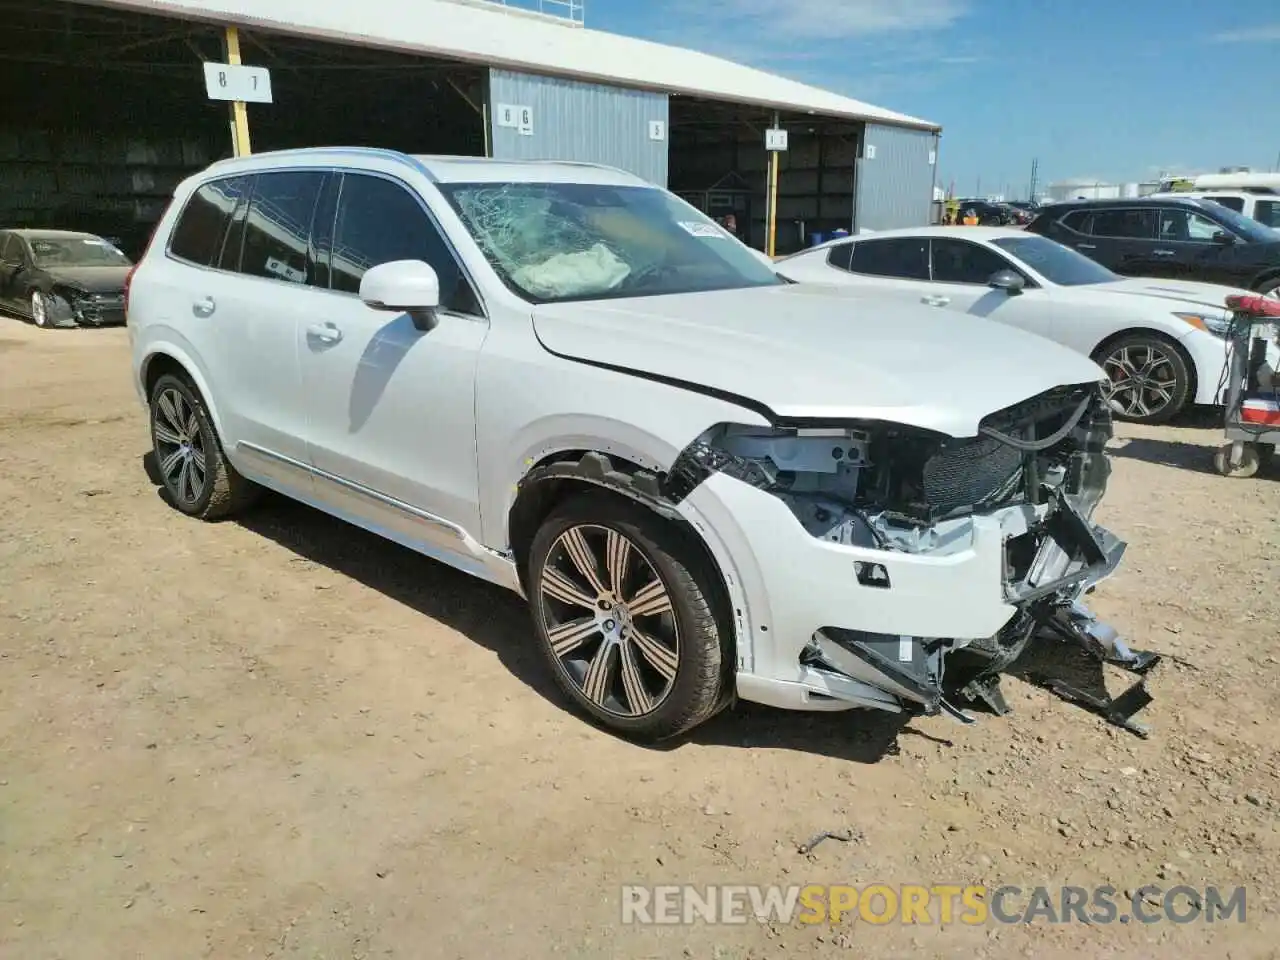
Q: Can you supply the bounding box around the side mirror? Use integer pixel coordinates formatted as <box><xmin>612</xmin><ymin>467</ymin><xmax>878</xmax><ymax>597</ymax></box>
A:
<box><xmin>987</xmin><ymin>269</ymin><xmax>1025</xmax><ymax>295</ymax></box>
<box><xmin>1211</xmin><ymin>231</ymin><xmax>1236</xmax><ymax>245</ymax></box>
<box><xmin>359</xmin><ymin>259</ymin><xmax>441</xmax><ymax>331</ymax></box>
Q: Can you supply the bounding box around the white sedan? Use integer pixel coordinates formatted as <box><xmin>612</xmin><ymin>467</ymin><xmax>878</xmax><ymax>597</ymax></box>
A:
<box><xmin>775</xmin><ymin>226</ymin><xmax>1271</xmax><ymax>424</ymax></box>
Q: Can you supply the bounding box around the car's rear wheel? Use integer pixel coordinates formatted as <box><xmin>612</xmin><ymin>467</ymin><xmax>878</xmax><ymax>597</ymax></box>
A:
<box><xmin>1094</xmin><ymin>334</ymin><xmax>1190</xmax><ymax>425</ymax></box>
<box><xmin>527</xmin><ymin>491</ymin><xmax>729</xmax><ymax>741</ymax></box>
<box><xmin>149</xmin><ymin>373</ymin><xmax>258</xmax><ymax>520</ymax></box>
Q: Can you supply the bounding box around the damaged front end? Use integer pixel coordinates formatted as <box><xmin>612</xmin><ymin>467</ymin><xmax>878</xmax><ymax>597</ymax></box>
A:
<box><xmin>665</xmin><ymin>382</ymin><xmax>1160</xmax><ymax>736</ymax></box>
<box><xmin>55</xmin><ymin>286</ymin><xmax>126</xmax><ymax>327</ymax></box>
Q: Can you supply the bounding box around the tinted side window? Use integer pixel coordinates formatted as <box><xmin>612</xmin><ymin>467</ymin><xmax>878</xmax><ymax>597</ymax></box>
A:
<box><xmin>930</xmin><ymin>239</ymin><xmax>1017</xmax><ymax>284</ymax></box>
<box><xmin>825</xmin><ymin>242</ymin><xmax>855</xmax><ymax>271</ymax></box>
<box><xmin>0</xmin><ymin>234</ymin><xmax>16</xmax><ymax>263</ymax></box>
<box><xmin>1206</xmin><ymin>195</ymin><xmax>1245</xmax><ymax>213</ymax></box>
<box><xmin>1089</xmin><ymin>209</ymin><xmax>1157</xmax><ymax>240</ymax></box>
<box><xmin>1158</xmin><ymin>208</ymin><xmax>1226</xmax><ymax>242</ymax></box>
<box><xmin>848</xmin><ymin>238</ymin><xmax>929</xmax><ymax>279</ymax></box>
<box><xmin>1255</xmin><ymin>200</ymin><xmax>1280</xmax><ymax>229</ymax></box>
<box><xmin>239</xmin><ymin>171</ymin><xmax>326</xmax><ymax>285</ymax></box>
<box><xmin>309</xmin><ymin>174</ymin><xmax>340</xmax><ymax>290</ymax></box>
<box><xmin>330</xmin><ymin>173</ymin><xmax>478</xmax><ymax>313</ymax></box>
<box><xmin>216</xmin><ymin>183</ymin><xmax>251</xmax><ymax>272</ymax></box>
<box><xmin>1060</xmin><ymin>210</ymin><xmax>1093</xmax><ymax>234</ymax></box>
<box><xmin>169</xmin><ymin>177</ymin><xmax>249</xmax><ymax>266</ymax></box>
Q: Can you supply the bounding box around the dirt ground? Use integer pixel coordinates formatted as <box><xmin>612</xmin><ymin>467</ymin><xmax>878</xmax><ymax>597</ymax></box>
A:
<box><xmin>2</xmin><ymin>319</ymin><xmax>1279</xmax><ymax>960</ymax></box>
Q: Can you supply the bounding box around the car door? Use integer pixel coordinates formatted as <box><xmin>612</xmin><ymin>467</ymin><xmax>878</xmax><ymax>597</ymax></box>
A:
<box><xmin>0</xmin><ymin>233</ymin><xmax>16</xmax><ymax>308</ymax></box>
<box><xmin>1081</xmin><ymin>207</ymin><xmax>1162</xmax><ymax>277</ymax></box>
<box><xmin>298</xmin><ymin>170</ymin><xmax>489</xmax><ymax>550</ymax></box>
<box><xmin>180</xmin><ymin>169</ymin><xmax>326</xmax><ymax>492</ymax></box>
<box><xmin>0</xmin><ymin>233</ymin><xmax>32</xmax><ymax>311</ymax></box>
<box><xmin>1153</xmin><ymin>206</ymin><xmax>1251</xmax><ymax>286</ymax></box>
<box><xmin>924</xmin><ymin>237</ymin><xmax>1053</xmax><ymax>339</ymax></box>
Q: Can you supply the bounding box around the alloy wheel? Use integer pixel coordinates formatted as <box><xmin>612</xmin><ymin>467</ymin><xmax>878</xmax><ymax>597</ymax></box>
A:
<box><xmin>31</xmin><ymin>292</ymin><xmax>47</xmax><ymax>327</ymax></box>
<box><xmin>538</xmin><ymin>524</ymin><xmax>680</xmax><ymax>718</ymax></box>
<box><xmin>152</xmin><ymin>387</ymin><xmax>209</xmax><ymax>507</ymax></box>
<box><xmin>1100</xmin><ymin>343</ymin><xmax>1179</xmax><ymax>420</ymax></box>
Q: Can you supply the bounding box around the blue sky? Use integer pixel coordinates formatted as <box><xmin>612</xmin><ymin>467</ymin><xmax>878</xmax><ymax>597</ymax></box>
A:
<box><xmin>579</xmin><ymin>0</ymin><xmax>1280</xmax><ymax>197</ymax></box>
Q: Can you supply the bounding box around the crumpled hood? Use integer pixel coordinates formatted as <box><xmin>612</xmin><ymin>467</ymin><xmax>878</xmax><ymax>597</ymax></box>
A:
<box><xmin>532</xmin><ymin>284</ymin><xmax>1106</xmax><ymax>437</ymax></box>
<box><xmin>44</xmin><ymin>265</ymin><xmax>129</xmax><ymax>295</ymax></box>
<box><xmin>1099</xmin><ymin>277</ymin><xmax>1255</xmax><ymax>311</ymax></box>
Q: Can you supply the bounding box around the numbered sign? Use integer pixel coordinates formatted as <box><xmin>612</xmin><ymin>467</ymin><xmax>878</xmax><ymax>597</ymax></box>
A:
<box><xmin>648</xmin><ymin>120</ymin><xmax>666</xmax><ymax>142</ymax></box>
<box><xmin>765</xmin><ymin>128</ymin><xmax>788</xmax><ymax>152</ymax></box>
<box><xmin>517</xmin><ymin>105</ymin><xmax>534</xmax><ymax>136</ymax></box>
<box><xmin>865</xmin><ymin>144</ymin><xmax>877</xmax><ymax>160</ymax></box>
<box><xmin>203</xmin><ymin>62</ymin><xmax>273</xmax><ymax>104</ymax></box>
<box><xmin>495</xmin><ymin>103</ymin><xmax>519</xmax><ymax>128</ymax></box>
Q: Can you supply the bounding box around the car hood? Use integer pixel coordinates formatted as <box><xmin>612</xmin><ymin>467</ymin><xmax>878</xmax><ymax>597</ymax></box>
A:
<box><xmin>531</xmin><ymin>284</ymin><xmax>1106</xmax><ymax>437</ymax></box>
<box><xmin>1098</xmin><ymin>277</ymin><xmax>1254</xmax><ymax>310</ymax></box>
<box><xmin>43</xmin><ymin>265</ymin><xmax>130</xmax><ymax>294</ymax></box>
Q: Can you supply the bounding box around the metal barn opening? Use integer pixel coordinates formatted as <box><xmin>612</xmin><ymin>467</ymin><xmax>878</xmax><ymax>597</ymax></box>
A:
<box><xmin>667</xmin><ymin>95</ymin><xmax>863</xmax><ymax>256</ymax></box>
<box><xmin>0</xmin><ymin>0</ymin><xmax>488</xmax><ymax>258</ymax></box>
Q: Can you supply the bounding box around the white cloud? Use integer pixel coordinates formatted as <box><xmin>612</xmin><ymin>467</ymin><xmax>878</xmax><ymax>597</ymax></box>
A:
<box><xmin>1211</xmin><ymin>23</ymin><xmax>1280</xmax><ymax>43</ymax></box>
<box><xmin>670</xmin><ymin>0</ymin><xmax>968</xmax><ymax>40</ymax></box>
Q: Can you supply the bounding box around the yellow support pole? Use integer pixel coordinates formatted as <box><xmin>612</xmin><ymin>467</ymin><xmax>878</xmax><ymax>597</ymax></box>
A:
<box><xmin>766</xmin><ymin>111</ymin><xmax>780</xmax><ymax>258</ymax></box>
<box><xmin>766</xmin><ymin>150</ymin><xmax>779</xmax><ymax>258</ymax></box>
<box><xmin>223</xmin><ymin>26</ymin><xmax>252</xmax><ymax>156</ymax></box>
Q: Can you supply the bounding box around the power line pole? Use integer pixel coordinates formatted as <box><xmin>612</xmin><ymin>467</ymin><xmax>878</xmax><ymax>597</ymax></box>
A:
<box><xmin>1028</xmin><ymin>158</ymin><xmax>1039</xmax><ymax>202</ymax></box>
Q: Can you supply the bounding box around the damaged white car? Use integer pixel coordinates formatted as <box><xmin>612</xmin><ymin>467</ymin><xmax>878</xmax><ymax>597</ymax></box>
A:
<box><xmin>127</xmin><ymin>148</ymin><xmax>1155</xmax><ymax>741</ymax></box>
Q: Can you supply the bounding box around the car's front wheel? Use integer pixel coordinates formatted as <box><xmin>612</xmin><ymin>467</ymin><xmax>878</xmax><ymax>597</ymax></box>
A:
<box><xmin>148</xmin><ymin>373</ymin><xmax>258</xmax><ymax>520</ymax></box>
<box><xmin>1094</xmin><ymin>334</ymin><xmax>1190</xmax><ymax>425</ymax></box>
<box><xmin>30</xmin><ymin>291</ymin><xmax>50</xmax><ymax>328</ymax></box>
<box><xmin>527</xmin><ymin>491</ymin><xmax>729</xmax><ymax>741</ymax></box>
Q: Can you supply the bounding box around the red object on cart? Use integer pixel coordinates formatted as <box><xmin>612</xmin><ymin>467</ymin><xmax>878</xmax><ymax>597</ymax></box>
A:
<box><xmin>1241</xmin><ymin>398</ymin><xmax>1280</xmax><ymax>426</ymax></box>
<box><xmin>1225</xmin><ymin>294</ymin><xmax>1280</xmax><ymax>318</ymax></box>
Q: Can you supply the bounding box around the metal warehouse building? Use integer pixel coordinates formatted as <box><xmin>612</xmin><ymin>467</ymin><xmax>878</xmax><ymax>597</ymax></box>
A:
<box><xmin>0</xmin><ymin>0</ymin><xmax>941</xmax><ymax>257</ymax></box>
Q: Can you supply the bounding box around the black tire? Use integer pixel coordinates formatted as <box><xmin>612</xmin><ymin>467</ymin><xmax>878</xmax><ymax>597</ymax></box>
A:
<box><xmin>527</xmin><ymin>490</ymin><xmax>730</xmax><ymax>741</ymax></box>
<box><xmin>1093</xmin><ymin>333</ymin><xmax>1191</xmax><ymax>425</ymax></box>
<box><xmin>148</xmin><ymin>372</ymin><xmax>259</xmax><ymax>520</ymax></box>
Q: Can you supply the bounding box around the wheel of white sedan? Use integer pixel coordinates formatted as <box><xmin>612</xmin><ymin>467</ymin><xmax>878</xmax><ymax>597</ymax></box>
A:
<box><xmin>1094</xmin><ymin>334</ymin><xmax>1190</xmax><ymax>425</ymax></box>
<box><xmin>527</xmin><ymin>491</ymin><xmax>729</xmax><ymax>741</ymax></box>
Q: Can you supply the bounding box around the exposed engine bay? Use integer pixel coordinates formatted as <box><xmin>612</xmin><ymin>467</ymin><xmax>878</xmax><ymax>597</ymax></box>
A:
<box><xmin>663</xmin><ymin>383</ymin><xmax>1162</xmax><ymax>736</ymax></box>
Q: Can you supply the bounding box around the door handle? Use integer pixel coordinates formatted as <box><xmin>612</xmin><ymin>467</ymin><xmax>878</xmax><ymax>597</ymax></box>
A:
<box><xmin>1076</xmin><ymin>243</ymin><xmax>1097</xmax><ymax>250</ymax></box>
<box><xmin>1153</xmin><ymin>249</ymin><xmax>1175</xmax><ymax>256</ymax></box>
<box><xmin>921</xmin><ymin>295</ymin><xmax>951</xmax><ymax>307</ymax></box>
<box><xmin>306</xmin><ymin>321</ymin><xmax>343</xmax><ymax>344</ymax></box>
<box><xmin>192</xmin><ymin>296</ymin><xmax>216</xmax><ymax>317</ymax></box>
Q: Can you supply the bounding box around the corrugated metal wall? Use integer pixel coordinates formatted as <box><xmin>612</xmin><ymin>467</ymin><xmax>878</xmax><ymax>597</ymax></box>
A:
<box><xmin>487</xmin><ymin>69</ymin><xmax>669</xmax><ymax>185</ymax></box>
<box><xmin>854</xmin><ymin>123</ymin><xmax>938</xmax><ymax>232</ymax></box>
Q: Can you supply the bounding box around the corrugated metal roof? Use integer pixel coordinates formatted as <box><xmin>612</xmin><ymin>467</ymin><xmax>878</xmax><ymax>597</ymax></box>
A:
<box><xmin>82</xmin><ymin>0</ymin><xmax>940</xmax><ymax>131</ymax></box>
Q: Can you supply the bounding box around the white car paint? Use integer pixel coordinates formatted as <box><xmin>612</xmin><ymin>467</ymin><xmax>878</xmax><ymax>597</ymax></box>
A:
<box><xmin>533</xmin><ymin>283</ymin><xmax>1104</xmax><ymax>437</ymax></box>
<box><xmin>775</xmin><ymin>226</ymin><xmax>1277</xmax><ymax>414</ymax></box>
<box><xmin>128</xmin><ymin>149</ymin><xmax>1130</xmax><ymax>738</ymax></box>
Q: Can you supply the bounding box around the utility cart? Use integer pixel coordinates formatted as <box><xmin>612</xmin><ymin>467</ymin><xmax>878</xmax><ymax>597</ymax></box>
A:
<box><xmin>1213</xmin><ymin>294</ymin><xmax>1280</xmax><ymax>479</ymax></box>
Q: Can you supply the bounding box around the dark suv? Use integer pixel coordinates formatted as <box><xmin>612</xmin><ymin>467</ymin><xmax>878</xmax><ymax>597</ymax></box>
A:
<box><xmin>1027</xmin><ymin>197</ymin><xmax>1280</xmax><ymax>296</ymax></box>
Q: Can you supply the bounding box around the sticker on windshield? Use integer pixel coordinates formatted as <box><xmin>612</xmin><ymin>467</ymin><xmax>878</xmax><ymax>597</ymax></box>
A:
<box><xmin>678</xmin><ymin>221</ymin><xmax>728</xmax><ymax>238</ymax></box>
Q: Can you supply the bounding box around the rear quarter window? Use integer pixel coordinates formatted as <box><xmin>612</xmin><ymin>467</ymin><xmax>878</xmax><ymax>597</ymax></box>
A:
<box><xmin>167</xmin><ymin>176</ymin><xmax>250</xmax><ymax>267</ymax></box>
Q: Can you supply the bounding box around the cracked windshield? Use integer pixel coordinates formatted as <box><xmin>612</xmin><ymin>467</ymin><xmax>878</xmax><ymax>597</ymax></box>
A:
<box><xmin>440</xmin><ymin>181</ymin><xmax>782</xmax><ymax>301</ymax></box>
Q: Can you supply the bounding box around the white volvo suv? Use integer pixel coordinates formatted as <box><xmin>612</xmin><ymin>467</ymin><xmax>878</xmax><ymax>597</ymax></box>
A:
<box><xmin>126</xmin><ymin>148</ymin><xmax>1148</xmax><ymax>741</ymax></box>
